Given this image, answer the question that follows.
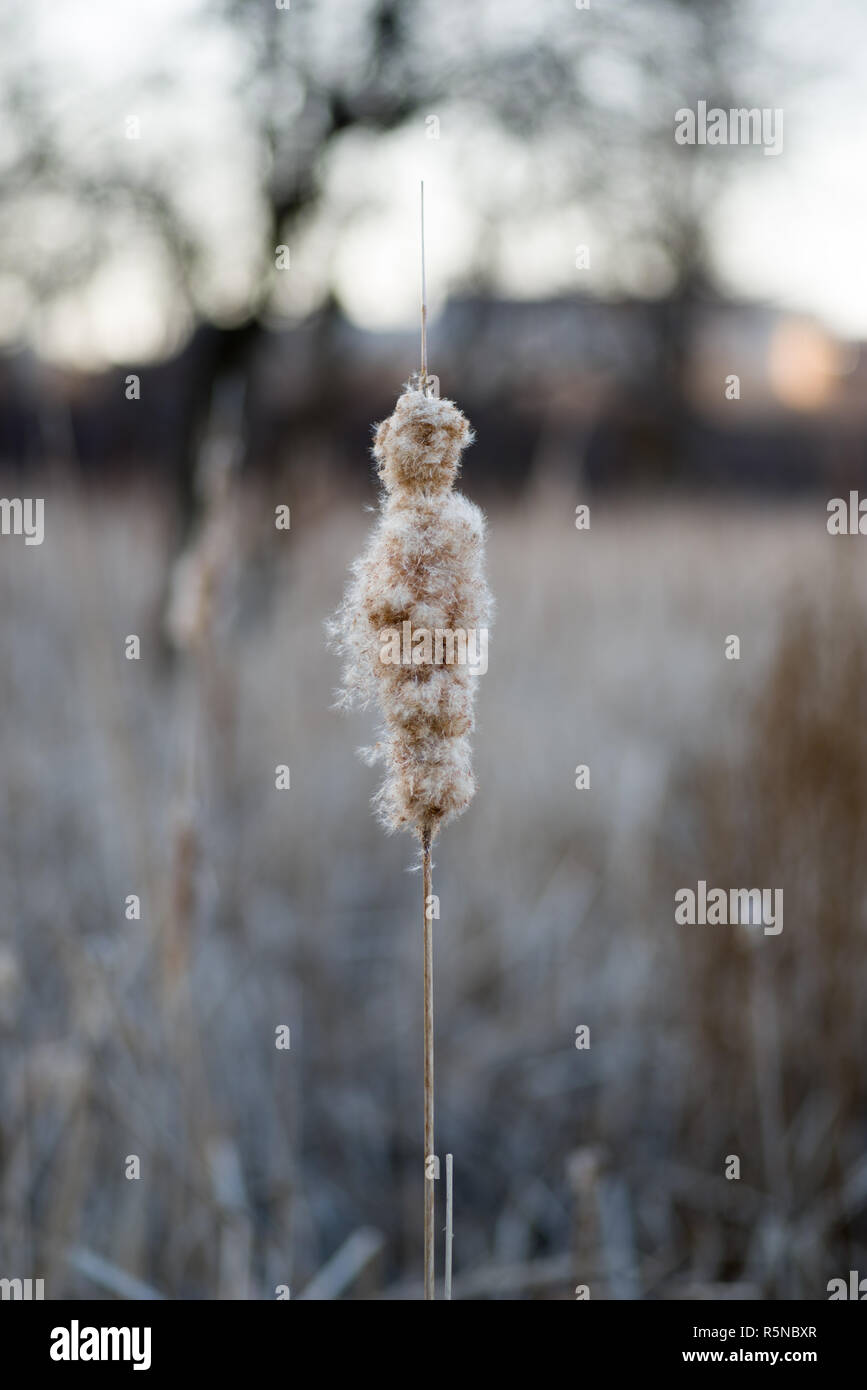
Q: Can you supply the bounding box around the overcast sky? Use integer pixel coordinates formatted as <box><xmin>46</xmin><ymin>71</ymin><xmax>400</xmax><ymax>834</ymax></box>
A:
<box><xmin>3</xmin><ymin>0</ymin><xmax>867</xmax><ymax>367</ymax></box>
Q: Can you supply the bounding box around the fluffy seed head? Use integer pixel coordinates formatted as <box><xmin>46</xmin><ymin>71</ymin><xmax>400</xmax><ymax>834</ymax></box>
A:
<box><xmin>329</xmin><ymin>387</ymin><xmax>492</xmax><ymax>841</ymax></box>
<box><xmin>373</xmin><ymin>390</ymin><xmax>473</xmax><ymax>497</ymax></box>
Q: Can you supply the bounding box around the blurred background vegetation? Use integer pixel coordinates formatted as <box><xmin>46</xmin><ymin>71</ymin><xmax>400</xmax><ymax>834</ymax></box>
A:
<box><xmin>1</xmin><ymin>0</ymin><xmax>867</xmax><ymax>1299</ymax></box>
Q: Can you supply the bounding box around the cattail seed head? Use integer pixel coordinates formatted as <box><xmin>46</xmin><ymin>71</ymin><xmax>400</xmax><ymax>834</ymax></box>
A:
<box><xmin>374</xmin><ymin>389</ymin><xmax>472</xmax><ymax>497</ymax></box>
<box><xmin>329</xmin><ymin>386</ymin><xmax>492</xmax><ymax>842</ymax></box>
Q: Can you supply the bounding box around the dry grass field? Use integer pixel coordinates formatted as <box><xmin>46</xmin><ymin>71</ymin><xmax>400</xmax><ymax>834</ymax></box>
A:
<box><xmin>1</xmin><ymin>482</ymin><xmax>865</xmax><ymax>1298</ymax></box>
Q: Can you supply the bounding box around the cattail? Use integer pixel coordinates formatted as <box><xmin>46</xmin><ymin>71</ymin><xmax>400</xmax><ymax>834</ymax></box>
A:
<box><xmin>330</xmin><ymin>385</ymin><xmax>492</xmax><ymax>841</ymax></box>
<box><xmin>330</xmin><ymin>379</ymin><xmax>492</xmax><ymax>1301</ymax></box>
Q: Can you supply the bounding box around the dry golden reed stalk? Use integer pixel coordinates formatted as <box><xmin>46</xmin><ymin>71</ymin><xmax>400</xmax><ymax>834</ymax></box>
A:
<box><xmin>330</xmin><ymin>382</ymin><xmax>492</xmax><ymax>1298</ymax></box>
<box><xmin>162</xmin><ymin>416</ymin><xmax>239</xmax><ymax>1003</ymax></box>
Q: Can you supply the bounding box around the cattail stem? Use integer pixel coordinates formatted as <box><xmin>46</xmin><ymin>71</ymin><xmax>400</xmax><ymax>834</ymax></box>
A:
<box><xmin>329</xmin><ymin>383</ymin><xmax>491</xmax><ymax>1299</ymax></box>
<box><xmin>445</xmin><ymin>1152</ymin><xmax>454</xmax><ymax>1300</ymax></box>
<box><xmin>420</xmin><ymin>181</ymin><xmax>428</xmax><ymax>391</ymax></box>
<box><xmin>422</xmin><ymin>826</ymin><xmax>435</xmax><ymax>1300</ymax></box>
